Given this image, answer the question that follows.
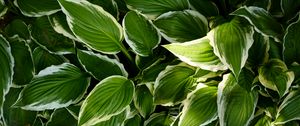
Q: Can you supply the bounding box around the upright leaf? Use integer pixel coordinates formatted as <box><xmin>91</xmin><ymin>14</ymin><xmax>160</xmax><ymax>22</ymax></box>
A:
<box><xmin>46</xmin><ymin>108</ymin><xmax>77</xmax><ymax>126</ymax></box>
<box><xmin>58</xmin><ymin>0</ymin><xmax>125</xmax><ymax>54</ymax></box>
<box><xmin>123</xmin><ymin>11</ymin><xmax>161</xmax><ymax>56</ymax></box>
<box><xmin>13</xmin><ymin>63</ymin><xmax>90</xmax><ymax>111</ymax></box>
<box><xmin>154</xmin><ymin>10</ymin><xmax>208</xmax><ymax>43</ymax></box>
<box><xmin>188</xmin><ymin>0</ymin><xmax>219</xmax><ymax>17</ymax></box>
<box><xmin>208</xmin><ymin>17</ymin><xmax>254</xmax><ymax>78</ymax></box>
<box><xmin>144</xmin><ymin>112</ymin><xmax>175</xmax><ymax>126</ymax></box>
<box><xmin>134</xmin><ymin>85</ymin><xmax>155</xmax><ymax>118</ymax></box>
<box><xmin>15</xmin><ymin>0</ymin><xmax>60</xmax><ymax>17</ymax></box>
<box><xmin>125</xmin><ymin>0</ymin><xmax>189</xmax><ymax>19</ymax></box>
<box><xmin>258</xmin><ymin>59</ymin><xmax>294</xmax><ymax>97</ymax></box>
<box><xmin>78</xmin><ymin>76</ymin><xmax>134</xmax><ymax>126</ymax></box>
<box><xmin>163</xmin><ymin>37</ymin><xmax>226</xmax><ymax>71</ymax></box>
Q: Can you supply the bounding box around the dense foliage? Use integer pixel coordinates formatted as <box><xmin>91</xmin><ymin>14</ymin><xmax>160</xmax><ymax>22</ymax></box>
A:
<box><xmin>0</xmin><ymin>0</ymin><xmax>300</xmax><ymax>125</ymax></box>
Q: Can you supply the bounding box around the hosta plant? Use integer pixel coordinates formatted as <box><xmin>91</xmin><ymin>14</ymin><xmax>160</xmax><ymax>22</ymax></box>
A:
<box><xmin>1</xmin><ymin>0</ymin><xmax>300</xmax><ymax>126</ymax></box>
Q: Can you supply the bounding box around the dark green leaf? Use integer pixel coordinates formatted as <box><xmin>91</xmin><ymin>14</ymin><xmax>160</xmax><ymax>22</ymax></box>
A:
<box><xmin>124</xmin><ymin>114</ymin><xmax>142</xmax><ymax>126</ymax></box>
<box><xmin>144</xmin><ymin>112</ymin><xmax>175</xmax><ymax>126</ymax></box>
<box><xmin>247</xmin><ymin>32</ymin><xmax>269</xmax><ymax>66</ymax></box>
<box><xmin>154</xmin><ymin>10</ymin><xmax>208</xmax><ymax>43</ymax></box>
<box><xmin>46</xmin><ymin>108</ymin><xmax>77</xmax><ymax>126</ymax></box>
<box><xmin>4</xmin><ymin>19</ymin><xmax>30</xmax><ymax>40</ymax></box>
<box><xmin>140</xmin><ymin>57</ymin><xmax>170</xmax><ymax>83</ymax></box>
<box><xmin>78</xmin><ymin>76</ymin><xmax>134</xmax><ymax>126</ymax></box>
<box><xmin>15</xmin><ymin>0</ymin><xmax>60</xmax><ymax>17</ymax></box>
<box><xmin>13</xmin><ymin>63</ymin><xmax>90</xmax><ymax>111</ymax></box>
<box><xmin>188</xmin><ymin>0</ymin><xmax>219</xmax><ymax>17</ymax></box>
<box><xmin>134</xmin><ymin>85</ymin><xmax>155</xmax><ymax>118</ymax></box>
<box><xmin>87</xmin><ymin>0</ymin><xmax>119</xmax><ymax>20</ymax></box>
<box><xmin>245</xmin><ymin>0</ymin><xmax>271</xmax><ymax>10</ymax></box>
<box><xmin>281</xmin><ymin>0</ymin><xmax>300</xmax><ymax>20</ymax></box>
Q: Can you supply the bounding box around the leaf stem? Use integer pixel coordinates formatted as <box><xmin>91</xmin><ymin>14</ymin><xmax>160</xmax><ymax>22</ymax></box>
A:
<box><xmin>120</xmin><ymin>44</ymin><xmax>134</xmax><ymax>64</ymax></box>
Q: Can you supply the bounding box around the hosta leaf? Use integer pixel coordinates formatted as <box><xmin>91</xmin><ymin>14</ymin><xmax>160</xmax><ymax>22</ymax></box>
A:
<box><xmin>48</xmin><ymin>12</ymin><xmax>77</xmax><ymax>40</ymax></box>
<box><xmin>124</xmin><ymin>0</ymin><xmax>189</xmax><ymax>19</ymax></box>
<box><xmin>46</xmin><ymin>108</ymin><xmax>77</xmax><ymax>126</ymax></box>
<box><xmin>231</xmin><ymin>6</ymin><xmax>283</xmax><ymax>40</ymax></box>
<box><xmin>77</xmin><ymin>50</ymin><xmax>128</xmax><ymax>80</ymax></box>
<box><xmin>258</xmin><ymin>59</ymin><xmax>294</xmax><ymax>97</ymax></box>
<box><xmin>140</xmin><ymin>57</ymin><xmax>171</xmax><ymax>83</ymax></box>
<box><xmin>144</xmin><ymin>112</ymin><xmax>175</xmax><ymax>126</ymax></box>
<box><xmin>134</xmin><ymin>85</ymin><xmax>155</xmax><ymax>118</ymax></box>
<box><xmin>123</xmin><ymin>11</ymin><xmax>161</xmax><ymax>56</ymax></box>
<box><xmin>281</xmin><ymin>0</ymin><xmax>300</xmax><ymax>20</ymax></box>
<box><xmin>218</xmin><ymin>70</ymin><xmax>258</xmax><ymax>126</ymax></box>
<box><xmin>124</xmin><ymin>114</ymin><xmax>142</xmax><ymax>126</ymax></box>
<box><xmin>93</xmin><ymin>109</ymin><xmax>127</xmax><ymax>126</ymax></box>
<box><xmin>4</xmin><ymin>19</ymin><xmax>30</xmax><ymax>40</ymax></box>
<box><xmin>283</xmin><ymin>15</ymin><xmax>300</xmax><ymax>65</ymax></box>
<box><xmin>30</xmin><ymin>16</ymin><xmax>74</xmax><ymax>54</ymax></box>
<box><xmin>0</xmin><ymin>35</ymin><xmax>14</xmax><ymax>117</ymax></box>
<box><xmin>9</xmin><ymin>36</ymin><xmax>34</xmax><ymax>86</ymax></box>
<box><xmin>0</xmin><ymin>0</ymin><xmax>7</xmax><ymax>17</ymax></box>
<box><xmin>15</xmin><ymin>0</ymin><xmax>60</xmax><ymax>17</ymax></box>
<box><xmin>208</xmin><ymin>17</ymin><xmax>254</xmax><ymax>78</ymax></box>
<box><xmin>13</xmin><ymin>63</ymin><xmax>90</xmax><ymax>111</ymax></box>
<box><xmin>188</xmin><ymin>0</ymin><xmax>219</xmax><ymax>17</ymax></box>
<box><xmin>58</xmin><ymin>0</ymin><xmax>124</xmax><ymax>54</ymax></box>
<box><xmin>78</xmin><ymin>76</ymin><xmax>134</xmax><ymax>126</ymax></box>
<box><xmin>154</xmin><ymin>65</ymin><xmax>195</xmax><ymax>106</ymax></box>
<box><xmin>253</xmin><ymin>115</ymin><xmax>272</xmax><ymax>126</ymax></box>
<box><xmin>154</xmin><ymin>10</ymin><xmax>208</xmax><ymax>43</ymax></box>
<box><xmin>179</xmin><ymin>86</ymin><xmax>218</xmax><ymax>126</ymax></box>
<box><xmin>163</xmin><ymin>37</ymin><xmax>226</xmax><ymax>71</ymax></box>
<box><xmin>87</xmin><ymin>0</ymin><xmax>119</xmax><ymax>20</ymax></box>
<box><xmin>247</xmin><ymin>32</ymin><xmax>269</xmax><ymax>66</ymax></box>
<box><xmin>275</xmin><ymin>89</ymin><xmax>300</xmax><ymax>124</ymax></box>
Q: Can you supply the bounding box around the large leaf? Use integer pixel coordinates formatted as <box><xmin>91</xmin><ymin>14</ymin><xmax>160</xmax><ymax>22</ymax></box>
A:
<box><xmin>283</xmin><ymin>15</ymin><xmax>300</xmax><ymax>65</ymax></box>
<box><xmin>15</xmin><ymin>0</ymin><xmax>60</xmax><ymax>17</ymax></box>
<box><xmin>208</xmin><ymin>17</ymin><xmax>254</xmax><ymax>78</ymax></box>
<box><xmin>46</xmin><ymin>108</ymin><xmax>77</xmax><ymax>126</ymax></box>
<box><xmin>93</xmin><ymin>109</ymin><xmax>127</xmax><ymax>126</ymax></box>
<box><xmin>78</xmin><ymin>76</ymin><xmax>134</xmax><ymax>126</ymax></box>
<box><xmin>163</xmin><ymin>37</ymin><xmax>226</xmax><ymax>71</ymax></box>
<box><xmin>258</xmin><ymin>59</ymin><xmax>294</xmax><ymax>97</ymax></box>
<box><xmin>77</xmin><ymin>50</ymin><xmax>128</xmax><ymax>80</ymax></box>
<box><xmin>58</xmin><ymin>0</ymin><xmax>125</xmax><ymax>54</ymax></box>
<box><xmin>87</xmin><ymin>0</ymin><xmax>119</xmax><ymax>20</ymax></box>
<box><xmin>48</xmin><ymin>12</ymin><xmax>77</xmax><ymax>40</ymax></box>
<box><xmin>123</xmin><ymin>11</ymin><xmax>161</xmax><ymax>56</ymax></box>
<box><xmin>13</xmin><ymin>63</ymin><xmax>90</xmax><ymax>111</ymax></box>
<box><xmin>231</xmin><ymin>6</ymin><xmax>283</xmax><ymax>40</ymax></box>
<box><xmin>134</xmin><ymin>84</ymin><xmax>155</xmax><ymax>118</ymax></box>
<box><xmin>154</xmin><ymin>10</ymin><xmax>208</xmax><ymax>43</ymax></box>
<box><xmin>0</xmin><ymin>35</ymin><xmax>14</xmax><ymax>117</ymax></box>
<box><xmin>144</xmin><ymin>112</ymin><xmax>175</xmax><ymax>126</ymax></box>
<box><xmin>154</xmin><ymin>65</ymin><xmax>195</xmax><ymax>105</ymax></box>
<box><xmin>218</xmin><ymin>70</ymin><xmax>258</xmax><ymax>126</ymax></box>
<box><xmin>179</xmin><ymin>86</ymin><xmax>218</xmax><ymax>126</ymax></box>
<box><xmin>188</xmin><ymin>0</ymin><xmax>219</xmax><ymax>17</ymax></box>
<box><xmin>124</xmin><ymin>0</ymin><xmax>189</xmax><ymax>19</ymax></box>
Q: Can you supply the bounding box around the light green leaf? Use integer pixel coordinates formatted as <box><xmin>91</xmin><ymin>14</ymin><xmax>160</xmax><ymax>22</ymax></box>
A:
<box><xmin>231</xmin><ymin>6</ymin><xmax>283</xmax><ymax>40</ymax></box>
<box><xmin>218</xmin><ymin>70</ymin><xmax>258</xmax><ymax>126</ymax></box>
<box><xmin>15</xmin><ymin>0</ymin><xmax>60</xmax><ymax>17</ymax></box>
<box><xmin>58</xmin><ymin>0</ymin><xmax>125</xmax><ymax>54</ymax></box>
<box><xmin>188</xmin><ymin>0</ymin><xmax>219</xmax><ymax>17</ymax></box>
<box><xmin>124</xmin><ymin>0</ymin><xmax>189</xmax><ymax>19</ymax></box>
<box><xmin>275</xmin><ymin>89</ymin><xmax>300</xmax><ymax>124</ymax></box>
<box><xmin>208</xmin><ymin>17</ymin><xmax>254</xmax><ymax>78</ymax></box>
<box><xmin>154</xmin><ymin>65</ymin><xmax>195</xmax><ymax>106</ymax></box>
<box><xmin>123</xmin><ymin>11</ymin><xmax>161</xmax><ymax>56</ymax></box>
<box><xmin>0</xmin><ymin>0</ymin><xmax>7</xmax><ymax>17</ymax></box>
<box><xmin>134</xmin><ymin>84</ymin><xmax>155</xmax><ymax>118</ymax></box>
<box><xmin>163</xmin><ymin>37</ymin><xmax>226</xmax><ymax>71</ymax></box>
<box><xmin>154</xmin><ymin>10</ymin><xmax>208</xmax><ymax>43</ymax></box>
<box><xmin>0</xmin><ymin>35</ymin><xmax>14</xmax><ymax>118</ymax></box>
<box><xmin>93</xmin><ymin>109</ymin><xmax>127</xmax><ymax>126</ymax></box>
<box><xmin>77</xmin><ymin>50</ymin><xmax>128</xmax><ymax>80</ymax></box>
<box><xmin>179</xmin><ymin>86</ymin><xmax>218</xmax><ymax>126</ymax></box>
<box><xmin>78</xmin><ymin>76</ymin><xmax>134</xmax><ymax>126</ymax></box>
<box><xmin>46</xmin><ymin>108</ymin><xmax>77</xmax><ymax>126</ymax></box>
<box><xmin>258</xmin><ymin>59</ymin><xmax>294</xmax><ymax>97</ymax></box>
<box><xmin>87</xmin><ymin>0</ymin><xmax>119</xmax><ymax>20</ymax></box>
<box><xmin>283</xmin><ymin>15</ymin><xmax>300</xmax><ymax>65</ymax></box>
<box><xmin>48</xmin><ymin>12</ymin><xmax>77</xmax><ymax>40</ymax></box>
<box><xmin>4</xmin><ymin>19</ymin><xmax>30</xmax><ymax>40</ymax></box>
<box><xmin>13</xmin><ymin>63</ymin><xmax>90</xmax><ymax>111</ymax></box>
<box><xmin>144</xmin><ymin>112</ymin><xmax>175</xmax><ymax>126</ymax></box>
<box><xmin>124</xmin><ymin>114</ymin><xmax>142</xmax><ymax>126</ymax></box>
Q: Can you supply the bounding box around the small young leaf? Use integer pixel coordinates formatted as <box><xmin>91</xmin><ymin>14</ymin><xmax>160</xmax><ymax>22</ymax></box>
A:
<box><xmin>15</xmin><ymin>0</ymin><xmax>60</xmax><ymax>17</ymax></box>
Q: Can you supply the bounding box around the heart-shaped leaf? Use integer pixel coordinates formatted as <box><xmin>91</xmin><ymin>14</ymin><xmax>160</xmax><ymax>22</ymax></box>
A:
<box><xmin>13</xmin><ymin>63</ymin><xmax>90</xmax><ymax>111</ymax></box>
<box><xmin>15</xmin><ymin>0</ymin><xmax>60</xmax><ymax>17</ymax></box>
<box><xmin>134</xmin><ymin>84</ymin><xmax>155</xmax><ymax>118</ymax></box>
<box><xmin>78</xmin><ymin>76</ymin><xmax>134</xmax><ymax>126</ymax></box>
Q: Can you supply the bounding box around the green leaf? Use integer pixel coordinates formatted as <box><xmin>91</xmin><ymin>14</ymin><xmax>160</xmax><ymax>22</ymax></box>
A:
<box><xmin>123</xmin><ymin>11</ymin><xmax>161</xmax><ymax>56</ymax></box>
<box><xmin>124</xmin><ymin>114</ymin><xmax>142</xmax><ymax>126</ymax></box>
<box><xmin>154</xmin><ymin>65</ymin><xmax>195</xmax><ymax>105</ymax></box>
<box><xmin>46</xmin><ymin>108</ymin><xmax>77</xmax><ymax>126</ymax></box>
<box><xmin>134</xmin><ymin>84</ymin><xmax>155</xmax><ymax>118</ymax></box>
<box><xmin>9</xmin><ymin>36</ymin><xmax>34</xmax><ymax>86</ymax></box>
<box><xmin>15</xmin><ymin>0</ymin><xmax>60</xmax><ymax>17</ymax></box>
<box><xmin>231</xmin><ymin>6</ymin><xmax>283</xmax><ymax>40</ymax></box>
<box><xmin>87</xmin><ymin>0</ymin><xmax>119</xmax><ymax>20</ymax></box>
<box><xmin>281</xmin><ymin>0</ymin><xmax>300</xmax><ymax>20</ymax></box>
<box><xmin>0</xmin><ymin>0</ymin><xmax>7</xmax><ymax>17</ymax></box>
<box><xmin>179</xmin><ymin>86</ymin><xmax>218</xmax><ymax>126</ymax></box>
<box><xmin>77</xmin><ymin>50</ymin><xmax>128</xmax><ymax>80</ymax></box>
<box><xmin>247</xmin><ymin>32</ymin><xmax>269</xmax><ymax>66</ymax></box>
<box><xmin>93</xmin><ymin>109</ymin><xmax>127</xmax><ymax>126</ymax></box>
<box><xmin>4</xmin><ymin>19</ymin><xmax>30</xmax><ymax>40</ymax></box>
<box><xmin>124</xmin><ymin>0</ymin><xmax>189</xmax><ymax>19</ymax></box>
<box><xmin>283</xmin><ymin>15</ymin><xmax>300</xmax><ymax>65</ymax></box>
<box><xmin>275</xmin><ymin>89</ymin><xmax>300</xmax><ymax>124</ymax></box>
<box><xmin>154</xmin><ymin>10</ymin><xmax>208</xmax><ymax>43</ymax></box>
<box><xmin>163</xmin><ymin>37</ymin><xmax>226</xmax><ymax>71</ymax></box>
<box><xmin>58</xmin><ymin>0</ymin><xmax>125</xmax><ymax>54</ymax></box>
<box><xmin>13</xmin><ymin>63</ymin><xmax>90</xmax><ymax>111</ymax></box>
<box><xmin>208</xmin><ymin>17</ymin><xmax>254</xmax><ymax>78</ymax></box>
<box><xmin>30</xmin><ymin>16</ymin><xmax>74</xmax><ymax>54</ymax></box>
<box><xmin>144</xmin><ymin>112</ymin><xmax>175</xmax><ymax>126</ymax></box>
<box><xmin>253</xmin><ymin>115</ymin><xmax>272</xmax><ymax>126</ymax></box>
<box><xmin>218</xmin><ymin>70</ymin><xmax>258</xmax><ymax>126</ymax></box>
<box><xmin>258</xmin><ymin>59</ymin><xmax>294</xmax><ymax>97</ymax></box>
<box><xmin>0</xmin><ymin>35</ymin><xmax>14</xmax><ymax>118</ymax></box>
<box><xmin>78</xmin><ymin>76</ymin><xmax>134</xmax><ymax>126</ymax></box>
<box><xmin>188</xmin><ymin>0</ymin><xmax>219</xmax><ymax>17</ymax></box>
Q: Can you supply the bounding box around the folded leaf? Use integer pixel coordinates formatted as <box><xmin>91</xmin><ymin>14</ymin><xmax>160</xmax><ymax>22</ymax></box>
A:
<box><xmin>163</xmin><ymin>37</ymin><xmax>226</xmax><ymax>71</ymax></box>
<box><xmin>134</xmin><ymin>85</ymin><xmax>155</xmax><ymax>118</ymax></box>
<box><xmin>78</xmin><ymin>76</ymin><xmax>134</xmax><ymax>126</ymax></box>
<box><xmin>13</xmin><ymin>63</ymin><xmax>90</xmax><ymax>111</ymax></box>
<box><xmin>154</xmin><ymin>10</ymin><xmax>208</xmax><ymax>43</ymax></box>
<box><xmin>15</xmin><ymin>0</ymin><xmax>60</xmax><ymax>17</ymax></box>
